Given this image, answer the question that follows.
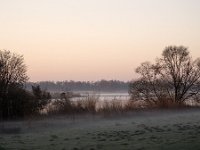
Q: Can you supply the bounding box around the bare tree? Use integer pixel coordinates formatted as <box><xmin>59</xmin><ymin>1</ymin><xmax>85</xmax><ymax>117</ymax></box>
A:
<box><xmin>0</xmin><ymin>50</ymin><xmax>28</xmax><ymax>96</ymax></box>
<box><xmin>0</xmin><ymin>50</ymin><xmax>28</xmax><ymax>118</ymax></box>
<box><xmin>129</xmin><ymin>46</ymin><xmax>200</xmax><ymax>107</ymax></box>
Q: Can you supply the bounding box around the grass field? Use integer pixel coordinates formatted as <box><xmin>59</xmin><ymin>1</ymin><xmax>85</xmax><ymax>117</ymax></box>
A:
<box><xmin>0</xmin><ymin>109</ymin><xmax>200</xmax><ymax>150</ymax></box>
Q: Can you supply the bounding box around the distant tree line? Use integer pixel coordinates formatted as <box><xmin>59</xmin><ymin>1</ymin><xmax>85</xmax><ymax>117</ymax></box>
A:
<box><xmin>25</xmin><ymin>80</ymin><xmax>129</xmax><ymax>92</ymax></box>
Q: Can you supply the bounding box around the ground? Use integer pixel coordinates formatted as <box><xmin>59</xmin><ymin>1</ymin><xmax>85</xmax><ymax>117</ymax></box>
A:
<box><xmin>0</xmin><ymin>109</ymin><xmax>200</xmax><ymax>150</ymax></box>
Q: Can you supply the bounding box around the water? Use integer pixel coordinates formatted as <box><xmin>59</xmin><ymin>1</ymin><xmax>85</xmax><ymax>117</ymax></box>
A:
<box><xmin>72</xmin><ymin>92</ymin><xmax>130</xmax><ymax>101</ymax></box>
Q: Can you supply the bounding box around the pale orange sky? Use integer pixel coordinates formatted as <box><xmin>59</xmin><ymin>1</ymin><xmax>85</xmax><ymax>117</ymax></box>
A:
<box><xmin>0</xmin><ymin>0</ymin><xmax>200</xmax><ymax>81</ymax></box>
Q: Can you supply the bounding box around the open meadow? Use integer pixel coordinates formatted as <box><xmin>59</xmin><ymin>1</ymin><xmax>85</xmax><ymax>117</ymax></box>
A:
<box><xmin>1</xmin><ymin>108</ymin><xmax>200</xmax><ymax>150</ymax></box>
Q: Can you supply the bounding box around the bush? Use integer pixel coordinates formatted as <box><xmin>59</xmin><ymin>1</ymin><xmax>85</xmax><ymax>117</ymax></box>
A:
<box><xmin>0</xmin><ymin>84</ymin><xmax>51</xmax><ymax>120</ymax></box>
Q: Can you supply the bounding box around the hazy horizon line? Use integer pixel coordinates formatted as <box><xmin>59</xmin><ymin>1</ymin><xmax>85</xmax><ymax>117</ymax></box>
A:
<box><xmin>28</xmin><ymin>79</ymin><xmax>134</xmax><ymax>83</ymax></box>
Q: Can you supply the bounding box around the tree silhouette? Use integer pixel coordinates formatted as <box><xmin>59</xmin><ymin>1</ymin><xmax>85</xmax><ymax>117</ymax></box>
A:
<box><xmin>0</xmin><ymin>50</ymin><xmax>28</xmax><ymax>118</ymax></box>
<box><xmin>129</xmin><ymin>46</ymin><xmax>200</xmax><ymax>107</ymax></box>
<box><xmin>0</xmin><ymin>50</ymin><xmax>28</xmax><ymax>97</ymax></box>
<box><xmin>0</xmin><ymin>50</ymin><xmax>51</xmax><ymax>119</ymax></box>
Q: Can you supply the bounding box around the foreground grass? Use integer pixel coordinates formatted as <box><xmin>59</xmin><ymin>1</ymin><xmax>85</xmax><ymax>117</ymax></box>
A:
<box><xmin>0</xmin><ymin>109</ymin><xmax>200</xmax><ymax>150</ymax></box>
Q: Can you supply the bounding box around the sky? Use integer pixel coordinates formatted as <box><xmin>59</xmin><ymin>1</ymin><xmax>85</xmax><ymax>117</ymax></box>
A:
<box><xmin>0</xmin><ymin>0</ymin><xmax>200</xmax><ymax>82</ymax></box>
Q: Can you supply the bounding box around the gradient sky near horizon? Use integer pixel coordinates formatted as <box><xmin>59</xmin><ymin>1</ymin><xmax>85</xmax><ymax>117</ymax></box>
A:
<box><xmin>0</xmin><ymin>0</ymin><xmax>200</xmax><ymax>82</ymax></box>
